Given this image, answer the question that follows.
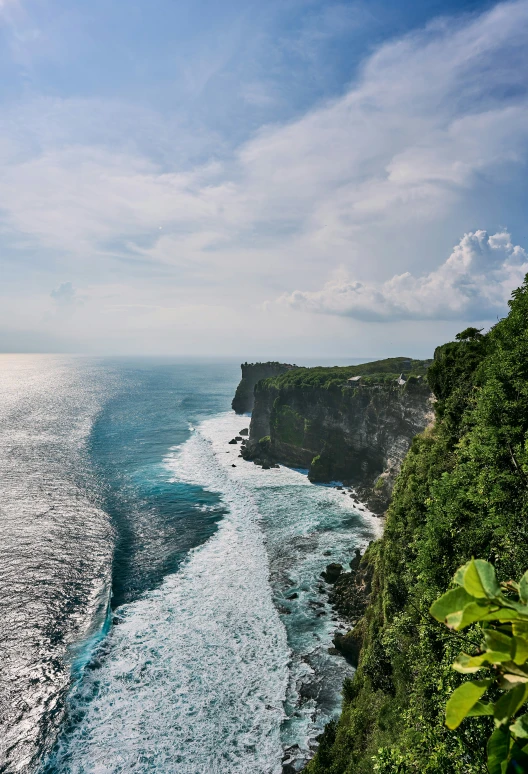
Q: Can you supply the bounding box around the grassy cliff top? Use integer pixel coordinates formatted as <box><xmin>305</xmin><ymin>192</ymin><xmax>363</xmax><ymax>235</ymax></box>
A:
<box><xmin>259</xmin><ymin>357</ymin><xmax>432</xmax><ymax>390</ymax></box>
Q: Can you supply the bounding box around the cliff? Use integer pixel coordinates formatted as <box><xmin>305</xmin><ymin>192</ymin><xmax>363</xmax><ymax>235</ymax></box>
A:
<box><xmin>243</xmin><ymin>357</ymin><xmax>433</xmax><ymax>513</ymax></box>
<box><xmin>305</xmin><ymin>284</ymin><xmax>528</xmax><ymax>773</ymax></box>
<box><xmin>231</xmin><ymin>361</ymin><xmax>297</xmax><ymax>414</ymax></box>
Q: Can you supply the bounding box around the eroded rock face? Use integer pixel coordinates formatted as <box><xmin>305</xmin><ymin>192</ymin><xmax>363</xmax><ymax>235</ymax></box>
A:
<box><xmin>231</xmin><ymin>362</ymin><xmax>297</xmax><ymax>414</ymax></box>
<box><xmin>243</xmin><ymin>376</ymin><xmax>433</xmax><ymax>513</ymax></box>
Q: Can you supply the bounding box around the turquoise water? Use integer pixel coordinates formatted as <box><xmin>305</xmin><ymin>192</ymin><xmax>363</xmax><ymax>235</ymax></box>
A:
<box><xmin>0</xmin><ymin>356</ymin><xmax>379</xmax><ymax>774</ymax></box>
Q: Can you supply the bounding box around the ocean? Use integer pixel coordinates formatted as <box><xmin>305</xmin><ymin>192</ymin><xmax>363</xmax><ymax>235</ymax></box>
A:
<box><xmin>0</xmin><ymin>355</ymin><xmax>380</xmax><ymax>774</ymax></box>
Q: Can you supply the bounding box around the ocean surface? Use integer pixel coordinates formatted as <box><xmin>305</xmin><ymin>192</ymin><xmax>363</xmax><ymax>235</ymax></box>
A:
<box><xmin>0</xmin><ymin>355</ymin><xmax>380</xmax><ymax>774</ymax></box>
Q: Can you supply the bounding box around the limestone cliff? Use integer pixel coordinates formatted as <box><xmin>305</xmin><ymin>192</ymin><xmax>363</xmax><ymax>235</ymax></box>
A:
<box><xmin>242</xmin><ymin>358</ymin><xmax>433</xmax><ymax>513</ymax></box>
<box><xmin>231</xmin><ymin>361</ymin><xmax>297</xmax><ymax>414</ymax></box>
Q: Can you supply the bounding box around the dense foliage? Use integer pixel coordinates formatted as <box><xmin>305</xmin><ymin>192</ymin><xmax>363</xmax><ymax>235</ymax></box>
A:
<box><xmin>262</xmin><ymin>357</ymin><xmax>431</xmax><ymax>391</ymax></box>
<box><xmin>305</xmin><ymin>278</ymin><xmax>528</xmax><ymax>773</ymax></box>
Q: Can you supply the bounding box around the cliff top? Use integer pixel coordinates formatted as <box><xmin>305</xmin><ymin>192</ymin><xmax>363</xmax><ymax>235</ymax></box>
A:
<box><xmin>258</xmin><ymin>356</ymin><xmax>432</xmax><ymax>390</ymax></box>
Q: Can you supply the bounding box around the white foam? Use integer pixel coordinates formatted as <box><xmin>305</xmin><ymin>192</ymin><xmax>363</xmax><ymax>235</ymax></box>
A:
<box><xmin>52</xmin><ymin>411</ymin><xmax>381</xmax><ymax>773</ymax></box>
<box><xmin>51</xmin><ymin>414</ymin><xmax>290</xmax><ymax>774</ymax></box>
<box><xmin>170</xmin><ymin>413</ymin><xmax>381</xmax><ymax>758</ymax></box>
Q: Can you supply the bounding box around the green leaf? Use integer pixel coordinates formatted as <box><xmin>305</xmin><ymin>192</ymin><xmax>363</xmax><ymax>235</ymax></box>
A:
<box><xmin>487</xmin><ymin>728</ymin><xmax>510</xmax><ymax>774</ymax></box>
<box><xmin>513</xmin><ymin>622</ymin><xmax>528</xmax><ymax>638</ymax></box>
<box><xmin>462</xmin><ymin>560</ymin><xmax>501</xmax><ymax>600</ymax></box>
<box><xmin>480</xmin><ymin>609</ymin><xmax>522</xmax><ymax>625</ymax></box>
<box><xmin>510</xmin><ymin>713</ymin><xmax>528</xmax><ymax>739</ymax></box>
<box><xmin>454</xmin><ymin>652</ymin><xmax>513</xmax><ymax>673</ymax></box>
<box><xmin>454</xmin><ymin>561</ymin><xmax>471</xmax><ymax>587</ymax></box>
<box><xmin>508</xmin><ymin>739</ymin><xmax>528</xmax><ymax>772</ymax></box>
<box><xmin>467</xmin><ymin>701</ymin><xmax>494</xmax><ymax>717</ymax></box>
<box><xmin>519</xmin><ymin>572</ymin><xmax>528</xmax><ymax>605</ymax></box>
<box><xmin>485</xmin><ymin>630</ymin><xmax>514</xmax><ymax>657</ymax></box>
<box><xmin>445</xmin><ymin>679</ymin><xmax>492</xmax><ymax>730</ymax></box>
<box><xmin>447</xmin><ymin>601</ymin><xmax>496</xmax><ymax>631</ymax></box>
<box><xmin>514</xmin><ymin>637</ymin><xmax>528</xmax><ymax>666</ymax></box>
<box><xmin>430</xmin><ymin>587</ymin><xmax>478</xmax><ymax>624</ymax></box>
<box><xmin>494</xmin><ymin>684</ymin><xmax>528</xmax><ymax>725</ymax></box>
<box><xmin>452</xmin><ymin>652</ymin><xmax>484</xmax><ymax>674</ymax></box>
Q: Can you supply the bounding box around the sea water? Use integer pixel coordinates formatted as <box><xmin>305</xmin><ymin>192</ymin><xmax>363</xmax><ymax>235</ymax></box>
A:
<box><xmin>0</xmin><ymin>356</ymin><xmax>380</xmax><ymax>774</ymax></box>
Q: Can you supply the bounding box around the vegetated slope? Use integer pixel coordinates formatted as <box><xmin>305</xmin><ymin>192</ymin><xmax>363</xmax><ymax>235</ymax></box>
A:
<box><xmin>244</xmin><ymin>357</ymin><xmax>432</xmax><ymax>512</ymax></box>
<box><xmin>305</xmin><ymin>281</ymin><xmax>528</xmax><ymax>773</ymax></box>
<box><xmin>231</xmin><ymin>362</ymin><xmax>296</xmax><ymax>414</ymax></box>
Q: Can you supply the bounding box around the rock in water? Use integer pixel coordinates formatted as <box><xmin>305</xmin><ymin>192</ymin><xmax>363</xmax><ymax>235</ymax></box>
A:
<box><xmin>321</xmin><ymin>563</ymin><xmax>343</xmax><ymax>583</ymax></box>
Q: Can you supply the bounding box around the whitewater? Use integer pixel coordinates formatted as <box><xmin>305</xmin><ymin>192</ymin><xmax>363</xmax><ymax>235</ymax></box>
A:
<box><xmin>47</xmin><ymin>412</ymin><xmax>380</xmax><ymax>773</ymax></box>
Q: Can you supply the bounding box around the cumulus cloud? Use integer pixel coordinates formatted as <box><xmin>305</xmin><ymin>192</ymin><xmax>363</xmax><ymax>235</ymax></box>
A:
<box><xmin>280</xmin><ymin>231</ymin><xmax>528</xmax><ymax>321</ymax></box>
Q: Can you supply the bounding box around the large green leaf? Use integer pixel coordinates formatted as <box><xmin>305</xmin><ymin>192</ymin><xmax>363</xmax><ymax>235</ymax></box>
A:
<box><xmin>430</xmin><ymin>587</ymin><xmax>478</xmax><ymax>624</ymax></box>
<box><xmin>494</xmin><ymin>684</ymin><xmax>528</xmax><ymax>725</ymax></box>
<box><xmin>462</xmin><ymin>560</ymin><xmax>501</xmax><ymax>600</ymax></box>
<box><xmin>447</xmin><ymin>602</ymin><xmax>497</xmax><ymax>631</ymax></box>
<box><xmin>445</xmin><ymin>679</ymin><xmax>492</xmax><ymax>730</ymax></box>
<box><xmin>487</xmin><ymin>728</ymin><xmax>510</xmax><ymax>774</ymax></box>
<box><xmin>510</xmin><ymin>713</ymin><xmax>528</xmax><ymax>739</ymax></box>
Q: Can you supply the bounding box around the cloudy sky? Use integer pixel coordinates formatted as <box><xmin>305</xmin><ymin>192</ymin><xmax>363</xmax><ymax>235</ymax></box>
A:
<box><xmin>1</xmin><ymin>0</ymin><xmax>528</xmax><ymax>358</ymax></box>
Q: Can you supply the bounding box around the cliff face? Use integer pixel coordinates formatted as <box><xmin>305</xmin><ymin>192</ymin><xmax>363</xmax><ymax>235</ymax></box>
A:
<box><xmin>244</xmin><ymin>362</ymin><xmax>433</xmax><ymax>512</ymax></box>
<box><xmin>231</xmin><ymin>362</ymin><xmax>296</xmax><ymax>414</ymax></box>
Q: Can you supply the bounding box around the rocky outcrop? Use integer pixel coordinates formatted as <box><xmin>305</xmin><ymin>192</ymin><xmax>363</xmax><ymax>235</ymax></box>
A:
<box><xmin>242</xmin><ymin>361</ymin><xmax>433</xmax><ymax>513</ymax></box>
<box><xmin>231</xmin><ymin>362</ymin><xmax>297</xmax><ymax>414</ymax></box>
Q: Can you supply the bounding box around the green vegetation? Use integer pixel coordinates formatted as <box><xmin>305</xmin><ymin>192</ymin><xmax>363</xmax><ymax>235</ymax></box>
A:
<box><xmin>431</xmin><ymin>559</ymin><xmax>528</xmax><ymax>773</ymax></box>
<box><xmin>271</xmin><ymin>404</ymin><xmax>305</xmax><ymax>446</ymax></box>
<box><xmin>260</xmin><ymin>357</ymin><xmax>432</xmax><ymax>392</ymax></box>
<box><xmin>306</xmin><ymin>277</ymin><xmax>528</xmax><ymax>773</ymax></box>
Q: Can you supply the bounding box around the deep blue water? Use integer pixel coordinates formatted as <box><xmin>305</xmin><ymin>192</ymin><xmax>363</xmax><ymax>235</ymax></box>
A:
<box><xmin>0</xmin><ymin>356</ymin><xmax>379</xmax><ymax>774</ymax></box>
<box><xmin>88</xmin><ymin>359</ymin><xmax>237</xmax><ymax>607</ymax></box>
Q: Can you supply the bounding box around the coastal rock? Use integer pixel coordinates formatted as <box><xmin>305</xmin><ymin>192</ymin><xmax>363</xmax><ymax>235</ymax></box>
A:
<box><xmin>320</xmin><ymin>563</ymin><xmax>343</xmax><ymax>583</ymax></box>
<box><xmin>332</xmin><ymin>628</ymin><xmax>362</xmax><ymax>667</ymax></box>
<box><xmin>349</xmin><ymin>547</ymin><xmax>361</xmax><ymax>572</ymax></box>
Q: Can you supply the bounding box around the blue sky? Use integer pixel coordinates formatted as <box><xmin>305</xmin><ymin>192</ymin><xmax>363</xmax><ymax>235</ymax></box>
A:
<box><xmin>1</xmin><ymin>0</ymin><xmax>528</xmax><ymax>357</ymax></box>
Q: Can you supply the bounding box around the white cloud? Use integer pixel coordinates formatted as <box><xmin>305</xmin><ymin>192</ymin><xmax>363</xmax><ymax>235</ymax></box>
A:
<box><xmin>1</xmin><ymin>1</ymin><xmax>528</xmax><ymax>352</ymax></box>
<box><xmin>0</xmin><ymin>2</ymin><xmax>527</xmax><ymax>274</ymax></box>
<box><xmin>280</xmin><ymin>230</ymin><xmax>528</xmax><ymax>321</ymax></box>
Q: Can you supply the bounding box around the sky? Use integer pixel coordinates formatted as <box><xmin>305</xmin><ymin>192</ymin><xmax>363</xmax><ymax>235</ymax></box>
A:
<box><xmin>1</xmin><ymin>0</ymin><xmax>528</xmax><ymax>359</ymax></box>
